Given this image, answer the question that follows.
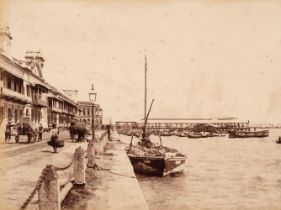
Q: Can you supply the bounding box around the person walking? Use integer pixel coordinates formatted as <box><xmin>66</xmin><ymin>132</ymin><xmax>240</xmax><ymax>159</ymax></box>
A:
<box><xmin>5</xmin><ymin>121</ymin><xmax>12</xmax><ymax>143</ymax></box>
<box><xmin>49</xmin><ymin>124</ymin><xmax>59</xmax><ymax>153</ymax></box>
<box><xmin>107</xmin><ymin>124</ymin><xmax>112</xmax><ymax>141</ymax></box>
<box><xmin>38</xmin><ymin>124</ymin><xmax>43</xmax><ymax>141</ymax></box>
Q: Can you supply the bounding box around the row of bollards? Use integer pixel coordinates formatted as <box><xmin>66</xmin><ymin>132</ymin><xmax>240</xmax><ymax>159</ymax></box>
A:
<box><xmin>38</xmin><ymin>146</ymin><xmax>86</xmax><ymax>210</ymax></box>
<box><xmin>37</xmin><ymin>132</ymin><xmax>108</xmax><ymax>210</ymax></box>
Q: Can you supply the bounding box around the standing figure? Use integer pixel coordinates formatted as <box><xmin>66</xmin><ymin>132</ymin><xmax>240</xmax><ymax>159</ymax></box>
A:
<box><xmin>5</xmin><ymin>121</ymin><xmax>12</xmax><ymax>143</ymax></box>
<box><xmin>38</xmin><ymin>124</ymin><xmax>43</xmax><ymax>141</ymax></box>
<box><xmin>107</xmin><ymin>124</ymin><xmax>112</xmax><ymax>141</ymax></box>
<box><xmin>69</xmin><ymin>122</ymin><xmax>75</xmax><ymax>141</ymax></box>
<box><xmin>33</xmin><ymin>128</ymin><xmax>38</xmax><ymax>142</ymax></box>
<box><xmin>49</xmin><ymin>124</ymin><xmax>59</xmax><ymax>153</ymax></box>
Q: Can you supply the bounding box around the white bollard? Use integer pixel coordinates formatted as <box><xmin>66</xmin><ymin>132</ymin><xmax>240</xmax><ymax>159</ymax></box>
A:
<box><xmin>95</xmin><ymin>139</ymin><xmax>101</xmax><ymax>159</ymax></box>
<box><xmin>87</xmin><ymin>140</ymin><xmax>96</xmax><ymax>168</ymax></box>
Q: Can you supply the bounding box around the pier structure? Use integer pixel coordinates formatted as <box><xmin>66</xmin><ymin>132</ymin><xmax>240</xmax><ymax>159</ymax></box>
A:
<box><xmin>115</xmin><ymin>118</ymin><xmax>250</xmax><ymax>134</ymax></box>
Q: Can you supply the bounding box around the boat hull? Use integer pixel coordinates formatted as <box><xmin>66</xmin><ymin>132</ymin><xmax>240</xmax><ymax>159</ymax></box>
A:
<box><xmin>127</xmin><ymin>154</ymin><xmax>186</xmax><ymax>176</ymax></box>
<box><xmin>229</xmin><ymin>130</ymin><xmax>269</xmax><ymax>138</ymax></box>
<box><xmin>188</xmin><ymin>133</ymin><xmax>208</xmax><ymax>138</ymax></box>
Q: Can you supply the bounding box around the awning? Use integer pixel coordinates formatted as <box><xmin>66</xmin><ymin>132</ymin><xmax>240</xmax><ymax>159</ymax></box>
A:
<box><xmin>34</xmin><ymin>82</ymin><xmax>49</xmax><ymax>91</ymax></box>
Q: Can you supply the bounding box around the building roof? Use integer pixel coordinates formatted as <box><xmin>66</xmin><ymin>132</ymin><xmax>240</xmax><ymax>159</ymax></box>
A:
<box><xmin>0</xmin><ymin>53</ymin><xmax>44</xmax><ymax>82</ymax></box>
<box><xmin>77</xmin><ymin>101</ymin><xmax>100</xmax><ymax>107</ymax></box>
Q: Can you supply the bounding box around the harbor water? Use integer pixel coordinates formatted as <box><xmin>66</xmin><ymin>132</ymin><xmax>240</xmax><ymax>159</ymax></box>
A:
<box><xmin>121</xmin><ymin>129</ymin><xmax>281</xmax><ymax>210</ymax></box>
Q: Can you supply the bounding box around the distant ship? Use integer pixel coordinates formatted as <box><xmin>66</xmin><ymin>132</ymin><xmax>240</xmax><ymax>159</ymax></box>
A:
<box><xmin>126</xmin><ymin>54</ymin><xmax>186</xmax><ymax>176</ymax></box>
<box><xmin>229</xmin><ymin>129</ymin><xmax>269</xmax><ymax>138</ymax></box>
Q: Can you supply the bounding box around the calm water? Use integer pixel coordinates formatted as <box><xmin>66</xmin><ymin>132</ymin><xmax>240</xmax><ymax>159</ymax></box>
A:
<box><xmin>121</xmin><ymin>129</ymin><xmax>281</xmax><ymax>210</ymax></box>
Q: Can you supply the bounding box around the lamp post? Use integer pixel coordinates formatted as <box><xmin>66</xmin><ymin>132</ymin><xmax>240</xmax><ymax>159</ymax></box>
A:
<box><xmin>89</xmin><ymin>84</ymin><xmax>97</xmax><ymax>141</ymax></box>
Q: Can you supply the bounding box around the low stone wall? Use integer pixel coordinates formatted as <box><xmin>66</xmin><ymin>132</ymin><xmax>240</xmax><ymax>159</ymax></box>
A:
<box><xmin>62</xmin><ymin>131</ymin><xmax>149</xmax><ymax>210</ymax></box>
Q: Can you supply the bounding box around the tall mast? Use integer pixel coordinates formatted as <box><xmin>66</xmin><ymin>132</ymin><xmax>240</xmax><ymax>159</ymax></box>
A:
<box><xmin>144</xmin><ymin>52</ymin><xmax>147</xmax><ymax>132</ymax></box>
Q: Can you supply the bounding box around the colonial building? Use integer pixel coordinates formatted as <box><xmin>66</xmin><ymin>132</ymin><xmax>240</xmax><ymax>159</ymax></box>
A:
<box><xmin>47</xmin><ymin>85</ymin><xmax>78</xmax><ymax>128</ymax></box>
<box><xmin>0</xmin><ymin>27</ymin><xmax>50</xmax><ymax>140</ymax></box>
<box><xmin>0</xmin><ymin>26</ymin><xmax>104</xmax><ymax>141</ymax></box>
<box><xmin>77</xmin><ymin>101</ymin><xmax>103</xmax><ymax>129</ymax></box>
<box><xmin>0</xmin><ymin>27</ymin><xmax>78</xmax><ymax>141</ymax></box>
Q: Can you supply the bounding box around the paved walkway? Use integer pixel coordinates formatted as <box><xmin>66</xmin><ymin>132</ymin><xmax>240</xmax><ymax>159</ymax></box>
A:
<box><xmin>84</xmin><ymin>141</ymin><xmax>149</xmax><ymax>210</ymax></box>
<box><xmin>0</xmin><ymin>130</ymin><xmax>104</xmax><ymax>210</ymax></box>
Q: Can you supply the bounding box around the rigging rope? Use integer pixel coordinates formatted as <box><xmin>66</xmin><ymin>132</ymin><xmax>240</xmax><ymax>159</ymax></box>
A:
<box><xmin>95</xmin><ymin>164</ymin><xmax>135</xmax><ymax>179</ymax></box>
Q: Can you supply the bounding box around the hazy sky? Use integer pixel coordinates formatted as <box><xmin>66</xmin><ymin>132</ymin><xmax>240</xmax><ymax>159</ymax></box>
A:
<box><xmin>3</xmin><ymin>0</ymin><xmax>281</xmax><ymax>123</ymax></box>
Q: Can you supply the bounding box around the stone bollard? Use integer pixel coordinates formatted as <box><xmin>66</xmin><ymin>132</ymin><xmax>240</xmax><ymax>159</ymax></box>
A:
<box><xmin>39</xmin><ymin>165</ymin><xmax>60</xmax><ymax>210</ymax></box>
<box><xmin>87</xmin><ymin>140</ymin><xmax>96</xmax><ymax>168</ymax></box>
<box><xmin>95</xmin><ymin>138</ymin><xmax>101</xmax><ymax>159</ymax></box>
<box><xmin>74</xmin><ymin>146</ymin><xmax>86</xmax><ymax>185</ymax></box>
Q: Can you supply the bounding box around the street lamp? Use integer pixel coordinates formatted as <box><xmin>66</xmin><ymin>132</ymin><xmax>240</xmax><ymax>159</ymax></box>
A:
<box><xmin>89</xmin><ymin>84</ymin><xmax>97</xmax><ymax>141</ymax></box>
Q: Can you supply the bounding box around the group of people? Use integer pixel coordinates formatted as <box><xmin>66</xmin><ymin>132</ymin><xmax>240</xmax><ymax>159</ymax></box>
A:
<box><xmin>4</xmin><ymin>121</ymin><xmax>115</xmax><ymax>153</ymax></box>
<box><xmin>5</xmin><ymin>121</ymin><xmax>44</xmax><ymax>143</ymax></box>
<box><xmin>5</xmin><ymin>121</ymin><xmax>61</xmax><ymax>153</ymax></box>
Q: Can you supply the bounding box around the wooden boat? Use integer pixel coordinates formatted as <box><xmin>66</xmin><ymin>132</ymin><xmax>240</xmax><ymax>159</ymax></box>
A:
<box><xmin>126</xmin><ymin>143</ymin><xmax>186</xmax><ymax>176</ymax></box>
<box><xmin>188</xmin><ymin>132</ymin><xmax>208</xmax><ymax>138</ymax></box>
<box><xmin>229</xmin><ymin>129</ymin><xmax>269</xmax><ymax>138</ymax></box>
<box><xmin>208</xmin><ymin>132</ymin><xmax>226</xmax><ymax>137</ymax></box>
<box><xmin>126</xmin><ymin>54</ymin><xmax>187</xmax><ymax>176</ymax></box>
<box><xmin>178</xmin><ymin>132</ymin><xmax>188</xmax><ymax>137</ymax></box>
<box><xmin>162</xmin><ymin>131</ymin><xmax>172</xmax><ymax>136</ymax></box>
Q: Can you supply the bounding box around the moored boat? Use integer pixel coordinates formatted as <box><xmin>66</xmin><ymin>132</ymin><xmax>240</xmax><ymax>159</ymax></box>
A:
<box><xmin>188</xmin><ymin>132</ymin><xmax>208</xmax><ymax>138</ymax></box>
<box><xmin>126</xmin><ymin>144</ymin><xmax>186</xmax><ymax>176</ymax></box>
<box><xmin>208</xmin><ymin>132</ymin><xmax>226</xmax><ymax>137</ymax></box>
<box><xmin>126</xmin><ymin>54</ymin><xmax>187</xmax><ymax>176</ymax></box>
<box><xmin>229</xmin><ymin>129</ymin><xmax>269</xmax><ymax>138</ymax></box>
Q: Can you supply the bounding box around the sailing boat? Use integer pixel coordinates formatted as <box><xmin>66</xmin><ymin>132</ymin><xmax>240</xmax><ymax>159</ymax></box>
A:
<box><xmin>126</xmin><ymin>54</ymin><xmax>187</xmax><ymax>176</ymax></box>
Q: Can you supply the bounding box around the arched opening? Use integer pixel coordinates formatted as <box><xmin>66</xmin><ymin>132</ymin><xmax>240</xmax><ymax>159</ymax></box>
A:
<box><xmin>26</xmin><ymin>109</ymin><xmax>29</xmax><ymax>116</ymax></box>
<box><xmin>14</xmin><ymin>109</ymin><xmax>18</xmax><ymax>123</ymax></box>
<box><xmin>39</xmin><ymin>110</ymin><xmax>42</xmax><ymax>122</ymax></box>
<box><xmin>0</xmin><ymin>107</ymin><xmax>4</xmax><ymax>123</ymax></box>
<box><xmin>31</xmin><ymin>109</ymin><xmax>34</xmax><ymax>121</ymax></box>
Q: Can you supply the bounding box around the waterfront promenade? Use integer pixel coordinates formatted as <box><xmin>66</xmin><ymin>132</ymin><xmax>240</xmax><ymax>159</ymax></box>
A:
<box><xmin>0</xmin><ymin>130</ymin><xmax>148</xmax><ymax>210</ymax></box>
<box><xmin>63</xmin><ymin>140</ymin><xmax>148</xmax><ymax>210</ymax></box>
<box><xmin>0</xmin><ymin>130</ymin><xmax>86</xmax><ymax>210</ymax></box>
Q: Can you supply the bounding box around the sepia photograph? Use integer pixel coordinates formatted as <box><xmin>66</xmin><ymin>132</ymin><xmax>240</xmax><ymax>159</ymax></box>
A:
<box><xmin>0</xmin><ymin>0</ymin><xmax>281</xmax><ymax>210</ymax></box>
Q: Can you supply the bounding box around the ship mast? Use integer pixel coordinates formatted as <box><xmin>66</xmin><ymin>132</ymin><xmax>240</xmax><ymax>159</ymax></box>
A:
<box><xmin>144</xmin><ymin>53</ymin><xmax>147</xmax><ymax>134</ymax></box>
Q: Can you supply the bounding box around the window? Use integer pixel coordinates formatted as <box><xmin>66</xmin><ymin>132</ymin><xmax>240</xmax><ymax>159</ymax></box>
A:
<box><xmin>7</xmin><ymin>108</ymin><xmax>12</xmax><ymax>121</ymax></box>
<box><xmin>31</xmin><ymin>109</ymin><xmax>34</xmax><ymax>121</ymax></box>
<box><xmin>27</xmin><ymin>86</ymin><xmax>31</xmax><ymax>97</ymax></box>
<box><xmin>7</xmin><ymin>78</ymin><xmax>11</xmax><ymax>89</ymax></box>
<box><xmin>14</xmin><ymin>109</ymin><xmax>18</xmax><ymax>123</ymax></box>
<box><xmin>0</xmin><ymin>107</ymin><xmax>4</xmax><ymax>123</ymax></box>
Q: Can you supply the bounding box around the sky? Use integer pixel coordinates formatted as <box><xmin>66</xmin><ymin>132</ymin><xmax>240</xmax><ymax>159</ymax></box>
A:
<box><xmin>2</xmin><ymin>0</ymin><xmax>281</xmax><ymax>123</ymax></box>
